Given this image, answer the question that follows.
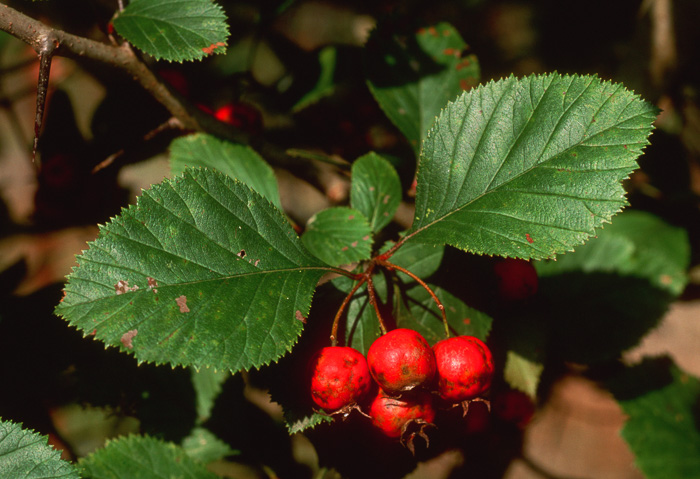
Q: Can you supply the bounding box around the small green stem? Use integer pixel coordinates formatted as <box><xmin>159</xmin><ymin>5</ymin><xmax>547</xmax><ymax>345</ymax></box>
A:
<box><xmin>377</xmin><ymin>259</ymin><xmax>450</xmax><ymax>339</ymax></box>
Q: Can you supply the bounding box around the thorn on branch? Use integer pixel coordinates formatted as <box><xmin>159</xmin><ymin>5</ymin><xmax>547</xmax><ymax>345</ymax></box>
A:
<box><xmin>32</xmin><ymin>32</ymin><xmax>60</xmax><ymax>168</ymax></box>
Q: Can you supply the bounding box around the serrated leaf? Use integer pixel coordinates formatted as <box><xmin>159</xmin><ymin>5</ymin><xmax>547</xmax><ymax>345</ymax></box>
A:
<box><xmin>536</xmin><ymin>210</ymin><xmax>690</xmax><ymax>296</ymax></box>
<box><xmin>284</xmin><ymin>411</ymin><xmax>333</xmax><ymax>435</ymax></box>
<box><xmin>79</xmin><ymin>435</ymin><xmax>218</xmax><ymax>478</ymax></box>
<box><xmin>56</xmin><ymin>168</ymin><xmax>333</xmax><ymax>372</ymax></box>
<box><xmin>366</xmin><ymin>21</ymin><xmax>480</xmax><ymax>152</ymax></box>
<box><xmin>170</xmin><ymin>133</ymin><xmax>282</xmax><ymax>209</ymax></box>
<box><xmin>0</xmin><ymin>419</ymin><xmax>80</xmax><ymax>479</ymax></box>
<box><xmin>182</xmin><ymin>427</ymin><xmax>238</xmax><ymax>464</ymax></box>
<box><xmin>609</xmin><ymin>358</ymin><xmax>700</xmax><ymax>479</ymax></box>
<box><xmin>301</xmin><ymin>207</ymin><xmax>373</xmax><ymax>266</ymax></box>
<box><xmin>408</xmin><ymin>73</ymin><xmax>657</xmax><ymax>260</ymax></box>
<box><xmin>191</xmin><ymin>367</ymin><xmax>229</xmax><ymax>423</ymax></box>
<box><xmin>350</xmin><ymin>152</ymin><xmax>402</xmax><ymax>232</ymax></box>
<box><xmin>112</xmin><ymin>0</ymin><xmax>229</xmax><ymax>62</ymax></box>
<box><xmin>396</xmin><ymin>283</ymin><xmax>492</xmax><ymax>345</ymax></box>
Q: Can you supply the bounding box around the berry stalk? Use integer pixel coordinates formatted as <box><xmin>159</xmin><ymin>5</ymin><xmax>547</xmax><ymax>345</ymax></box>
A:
<box><xmin>377</xmin><ymin>259</ymin><xmax>449</xmax><ymax>339</ymax></box>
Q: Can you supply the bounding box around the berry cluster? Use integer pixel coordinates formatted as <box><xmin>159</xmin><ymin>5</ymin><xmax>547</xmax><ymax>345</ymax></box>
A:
<box><xmin>308</xmin><ymin>328</ymin><xmax>494</xmax><ymax>447</ymax></box>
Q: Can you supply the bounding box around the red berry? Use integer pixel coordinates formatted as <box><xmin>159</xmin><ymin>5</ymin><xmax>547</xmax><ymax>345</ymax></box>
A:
<box><xmin>367</xmin><ymin>329</ymin><xmax>437</xmax><ymax>394</ymax></box>
<box><xmin>309</xmin><ymin>346</ymin><xmax>372</xmax><ymax>411</ymax></box>
<box><xmin>433</xmin><ymin>336</ymin><xmax>494</xmax><ymax>402</ymax></box>
<box><xmin>493</xmin><ymin>258</ymin><xmax>538</xmax><ymax>301</ymax></box>
<box><xmin>214</xmin><ymin>102</ymin><xmax>263</xmax><ymax>134</ymax></box>
<box><xmin>369</xmin><ymin>389</ymin><xmax>436</xmax><ymax>438</ymax></box>
<box><xmin>492</xmin><ymin>389</ymin><xmax>535</xmax><ymax>428</ymax></box>
<box><xmin>464</xmin><ymin>400</ymin><xmax>491</xmax><ymax>434</ymax></box>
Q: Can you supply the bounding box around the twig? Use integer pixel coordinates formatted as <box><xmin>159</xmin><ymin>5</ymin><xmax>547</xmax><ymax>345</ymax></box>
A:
<box><xmin>32</xmin><ymin>30</ymin><xmax>59</xmax><ymax>167</ymax></box>
<box><xmin>0</xmin><ymin>3</ymin><xmax>248</xmax><ymax>144</ymax></box>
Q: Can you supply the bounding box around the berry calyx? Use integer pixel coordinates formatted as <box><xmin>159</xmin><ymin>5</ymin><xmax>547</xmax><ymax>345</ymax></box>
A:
<box><xmin>493</xmin><ymin>258</ymin><xmax>538</xmax><ymax>301</ymax></box>
<box><xmin>369</xmin><ymin>389</ymin><xmax>436</xmax><ymax>439</ymax></box>
<box><xmin>433</xmin><ymin>336</ymin><xmax>494</xmax><ymax>402</ymax></box>
<box><xmin>309</xmin><ymin>346</ymin><xmax>372</xmax><ymax>411</ymax></box>
<box><xmin>367</xmin><ymin>328</ymin><xmax>437</xmax><ymax>394</ymax></box>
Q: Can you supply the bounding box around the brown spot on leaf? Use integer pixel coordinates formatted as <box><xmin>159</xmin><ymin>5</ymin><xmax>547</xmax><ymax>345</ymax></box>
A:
<box><xmin>363</xmin><ymin>235</ymin><xmax>370</xmax><ymax>241</ymax></box>
<box><xmin>295</xmin><ymin>310</ymin><xmax>307</xmax><ymax>324</ymax></box>
<box><xmin>526</xmin><ymin>234</ymin><xmax>534</xmax><ymax>244</ymax></box>
<box><xmin>351</xmin><ymin>241</ymin><xmax>358</xmax><ymax>248</ymax></box>
<box><xmin>341</xmin><ymin>246</ymin><xmax>349</xmax><ymax>252</ymax></box>
<box><xmin>237</xmin><ymin>250</ymin><xmax>246</xmax><ymax>258</ymax></box>
<box><xmin>176</xmin><ymin>295</ymin><xmax>190</xmax><ymax>313</ymax></box>
<box><xmin>383</xmin><ymin>195</ymin><xmax>390</xmax><ymax>204</ymax></box>
<box><xmin>115</xmin><ymin>280</ymin><xmax>139</xmax><ymax>295</ymax></box>
<box><xmin>202</xmin><ymin>42</ymin><xmax>226</xmax><ymax>55</ymax></box>
<box><xmin>463</xmin><ymin>318</ymin><xmax>471</xmax><ymax>325</ymax></box>
<box><xmin>348</xmin><ymin>215</ymin><xmax>355</xmax><ymax>220</ymax></box>
<box><xmin>456</xmin><ymin>59</ymin><xmax>471</xmax><ymax>71</ymax></box>
<box><xmin>121</xmin><ymin>329</ymin><xmax>138</xmax><ymax>349</ymax></box>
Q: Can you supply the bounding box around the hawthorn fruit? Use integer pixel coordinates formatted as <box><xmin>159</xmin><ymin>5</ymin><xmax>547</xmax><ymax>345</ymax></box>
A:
<box><xmin>367</xmin><ymin>328</ymin><xmax>436</xmax><ymax>394</ymax></box>
<box><xmin>433</xmin><ymin>335</ymin><xmax>494</xmax><ymax>402</ymax></box>
<box><xmin>309</xmin><ymin>346</ymin><xmax>372</xmax><ymax>411</ymax></box>
<box><xmin>493</xmin><ymin>258</ymin><xmax>538</xmax><ymax>301</ymax></box>
<box><xmin>369</xmin><ymin>389</ymin><xmax>436</xmax><ymax>439</ymax></box>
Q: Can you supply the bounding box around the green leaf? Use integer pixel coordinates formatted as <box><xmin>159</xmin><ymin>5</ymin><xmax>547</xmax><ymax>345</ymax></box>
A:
<box><xmin>396</xmin><ymin>283</ymin><xmax>492</xmax><ymax>345</ymax></box>
<box><xmin>293</xmin><ymin>46</ymin><xmax>337</xmax><ymax>112</ymax></box>
<box><xmin>56</xmin><ymin>168</ymin><xmax>331</xmax><ymax>372</ymax></box>
<box><xmin>536</xmin><ymin>210</ymin><xmax>690</xmax><ymax>296</ymax></box>
<box><xmin>408</xmin><ymin>73</ymin><xmax>658</xmax><ymax>260</ymax></box>
<box><xmin>501</xmin><ymin>313</ymin><xmax>547</xmax><ymax>399</ymax></box>
<box><xmin>387</xmin><ymin>241</ymin><xmax>444</xmax><ymax>279</ymax></box>
<box><xmin>170</xmin><ymin>133</ymin><xmax>282</xmax><ymax>209</ymax></box>
<box><xmin>79</xmin><ymin>435</ymin><xmax>219</xmax><ymax>478</ymax></box>
<box><xmin>181</xmin><ymin>427</ymin><xmax>238</xmax><ymax>464</ymax></box>
<box><xmin>333</xmin><ymin>255</ymin><xmax>492</xmax><ymax>354</ymax></box>
<box><xmin>285</xmin><ymin>411</ymin><xmax>333</xmax><ymax>435</ymax></box>
<box><xmin>503</xmin><ymin>350</ymin><xmax>543</xmax><ymax>399</ymax></box>
<box><xmin>112</xmin><ymin>0</ymin><xmax>229</xmax><ymax>62</ymax></box>
<box><xmin>301</xmin><ymin>207</ymin><xmax>373</xmax><ymax>266</ymax></box>
<box><xmin>609</xmin><ymin>358</ymin><xmax>700</xmax><ymax>479</ymax></box>
<box><xmin>366</xmin><ymin>21</ymin><xmax>480</xmax><ymax>152</ymax></box>
<box><xmin>332</xmin><ymin>274</ymin><xmax>387</xmax><ymax>355</ymax></box>
<box><xmin>350</xmin><ymin>152</ymin><xmax>402</xmax><ymax>232</ymax></box>
<box><xmin>0</xmin><ymin>419</ymin><xmax>80</xmax><ymax>479</ymax></box>
<box><xmin>191</xmin><ymin>367</ymin><xmax>229</xmax><ymax>423</ymax></box>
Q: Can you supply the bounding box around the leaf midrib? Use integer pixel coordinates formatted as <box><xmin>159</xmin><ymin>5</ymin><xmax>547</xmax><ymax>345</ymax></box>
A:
<box><xmin>408</xmin><ymin>86</ymin><xmax>651</xmax><ymax>244</ymax></box>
